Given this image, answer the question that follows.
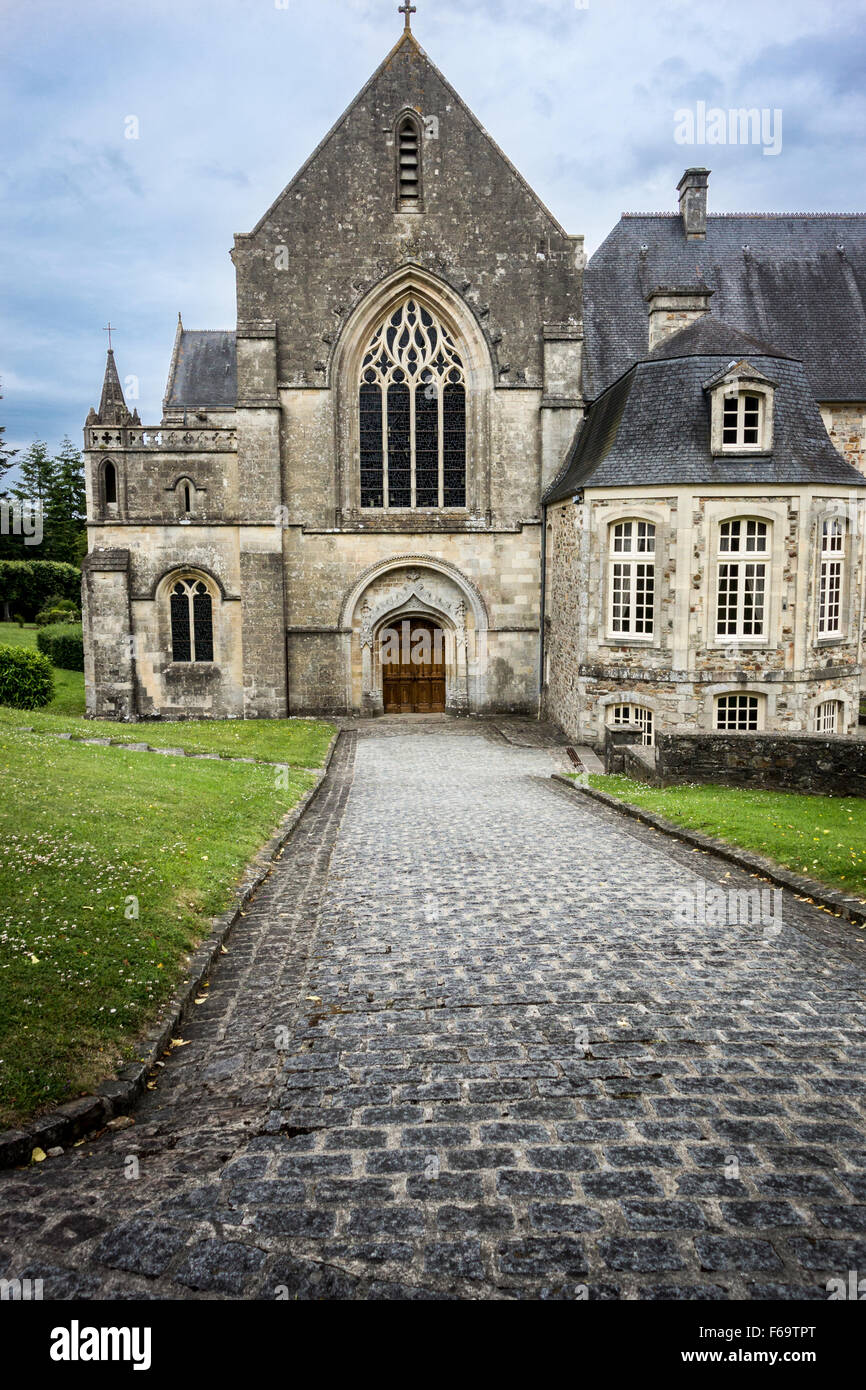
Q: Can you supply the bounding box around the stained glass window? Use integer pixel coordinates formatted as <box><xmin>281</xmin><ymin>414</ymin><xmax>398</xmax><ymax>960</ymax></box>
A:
<box><xmin>358</xmin><ymin>297</ymin><xmax>467</xmax><ymax>510</ymax></box>
<box><xmin>170</xmin><ymin>577</ymin><xmax>214</xmax><ymax>664</ymax></box>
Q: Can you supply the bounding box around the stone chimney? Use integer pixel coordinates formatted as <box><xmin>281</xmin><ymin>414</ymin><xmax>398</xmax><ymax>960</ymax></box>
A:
<box><xmin>645</xmin><ymin>285</ymin><xmax>714</xmax><ymax>351</ymax></box>
<box><xmin>677</xmin><ymin>168</ymin><xmax>710</xmax><ymax>240</ymax></box>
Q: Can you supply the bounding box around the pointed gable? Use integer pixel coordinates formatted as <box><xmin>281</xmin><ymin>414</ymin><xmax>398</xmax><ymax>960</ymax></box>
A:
<box><xmin>233</xmin><ymin>30</ymin><xmax>581</xmax><ymax>391</ymax></box>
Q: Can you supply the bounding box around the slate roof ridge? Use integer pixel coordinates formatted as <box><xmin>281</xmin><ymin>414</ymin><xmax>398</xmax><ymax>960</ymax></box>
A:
<box><xmin>622</xmin><ymin>211</ymin><xmax>866</xmax><ymax>220</ymax></box>
<box><xmin>645</xmin><ymin>317</ymin><xmax>799</xmax><ymax>365</ymax></box>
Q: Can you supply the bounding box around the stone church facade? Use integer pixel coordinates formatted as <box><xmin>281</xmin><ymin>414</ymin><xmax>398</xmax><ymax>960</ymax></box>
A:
<box><xmin>82</xmin><ymin>22</ymin><xmax>866</xmax><ymax>743</ymax></box>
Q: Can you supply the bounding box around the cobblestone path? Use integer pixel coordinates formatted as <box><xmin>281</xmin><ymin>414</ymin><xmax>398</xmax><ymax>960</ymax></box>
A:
<box><xmin>2</xmin><ymin>727</ymin><xmax>866</xmax><ymax>1300</ymax></box>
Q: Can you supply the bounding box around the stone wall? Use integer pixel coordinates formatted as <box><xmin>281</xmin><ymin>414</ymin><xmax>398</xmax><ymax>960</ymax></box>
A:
<box><xmin>544</xmin><ymin>485</ymin><xmax>866</xmax><ymax>745</ymax></box>
<box><xmin>655</xmin><ymin>731</ymin><xmax>866</xmax><ymax>796</ymax></box>
<box><xmin>820</xmin><ymin>403</ymin><xmax>866</xmax><ymax>477</ymax></box>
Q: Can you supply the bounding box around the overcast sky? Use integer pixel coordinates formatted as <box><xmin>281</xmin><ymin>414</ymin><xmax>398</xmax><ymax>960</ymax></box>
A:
<box><xmin>2</xmin><ymin>0</ymin><xmax>864</xmax><ymax>462</ymax></box>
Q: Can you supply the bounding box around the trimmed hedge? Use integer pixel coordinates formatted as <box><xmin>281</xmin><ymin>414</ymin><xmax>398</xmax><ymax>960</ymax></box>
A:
<box><xmin>0</xmin><ymin>560</ymin><xmax>81</xmax><ymax>621</ymax></box>
<box><xmin>36</xmin><ymin>623</ymin><xmax>85</xmax><ymax>672</ymax></box>
<box><xmin>0</xmin><ymin>644</ymin><xmax>54</xmax><ymax>709</ymax></box>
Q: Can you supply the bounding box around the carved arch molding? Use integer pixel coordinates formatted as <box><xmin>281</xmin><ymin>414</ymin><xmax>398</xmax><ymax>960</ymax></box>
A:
<box><xmin>346</xmin><ymin>561</ymin><xmax>485</xmax><ymax>715</ymax></box>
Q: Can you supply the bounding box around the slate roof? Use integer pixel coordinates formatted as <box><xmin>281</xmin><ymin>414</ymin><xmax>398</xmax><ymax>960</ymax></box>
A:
<box><xmin>545</xmin><ymin>325</ymin><xmax>866</xmax><ymax>503</ymax></box>
<box><xmin>164</xmin><ymin>330</ymin><xmax>237</xmax><ymax>410</ymax></box>
<box><xmin>584</xmin><ymin>213</ymin><xmax>866</xmax><ymax>401</ymax></box>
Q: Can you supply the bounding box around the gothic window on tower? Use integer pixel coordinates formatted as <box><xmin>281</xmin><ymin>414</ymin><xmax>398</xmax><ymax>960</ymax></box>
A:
<box><xmin>359</xmin><ymin>297</ymin><xmax>467</xmax><ymax>509</ymax></box>
<box><xmin>169</xmin><ymin>576</ymin><xmax>215</xmax><ymax>664</ymax></box>
<box><xmin>396</xmin><ymin>113</ymin><xmax>423</xmax><ymax>211</ymax></box>
<box><xmin>103</xmin><ymin>460</ymin><xmax>118</xmax><ymax>509</ymax></box>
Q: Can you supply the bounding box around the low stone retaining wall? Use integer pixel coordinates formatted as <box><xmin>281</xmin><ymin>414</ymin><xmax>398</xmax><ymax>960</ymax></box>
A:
<box><xmin>655</xmin><ymin>731</ymin><xmax>866</xmax><ymax>797</ymax></box>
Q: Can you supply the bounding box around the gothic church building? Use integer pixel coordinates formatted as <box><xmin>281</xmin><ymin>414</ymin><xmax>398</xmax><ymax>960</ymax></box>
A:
<box><xmin>82</xmin><ymin>19</ymin><xmax>866</xmax><ymax>744</ymax></box>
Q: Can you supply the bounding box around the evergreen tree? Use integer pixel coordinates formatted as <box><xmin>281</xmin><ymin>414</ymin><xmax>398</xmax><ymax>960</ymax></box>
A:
<box><xmin>1</xmin><ymin>438</ymin><xmax>53</xmax><ymax>560</ymax></box>
<box><xmin>45</xmin><ymin>437</ymin><xmax>86</xmax><ymax>565</ymax></box>
<box><xmin>12</xmin><ymin>438</ymin><xmax>55</xmax><ymax>504</ymax></box>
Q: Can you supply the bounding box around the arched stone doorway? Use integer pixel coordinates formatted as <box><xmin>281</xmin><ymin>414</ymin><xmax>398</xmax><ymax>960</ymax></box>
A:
<box><xmin>341</xmin><ymin>559</ymin><xmax>488</xmax><ymax>716</ymax></box>
<box><xmin>381</xmin><ymin>616</ymin><xmax>447</xmax><ymax>713</ymax></box>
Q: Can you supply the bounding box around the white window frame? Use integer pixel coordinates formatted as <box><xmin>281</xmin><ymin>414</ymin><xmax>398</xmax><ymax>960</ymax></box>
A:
<box><xmin>715</xmin><ymin>519</ymin><xmax>769</xmax><ymax>642</ymax></box>
<box><xmin>815</xmin><ymin>699</ymin><xmax>842</xmax><ymax>734</ymax></box>
<box><xmin>817</xmin><ymin>517</ymin><xmax>845</xmax><ymax>639</ymax></box>
<box><xmin>608</xmin><ymin>520</ymin><xmax>656</xmax><ymax>640</ymax></box>
<box><xmin>608</xmin><ymin>703</ymin><xmax>655</xmax><ymax>747</ymax></box>
<box><xmin>709</xmin><ymin>372</ymin><xmax>775</xmax><ymax>455</ymax></box>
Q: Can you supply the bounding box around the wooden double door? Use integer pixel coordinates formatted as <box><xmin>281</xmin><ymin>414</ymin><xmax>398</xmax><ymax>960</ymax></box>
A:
<box><xmin>382</xmin><ymin>618</ymin><xmax>447</xmax><ymax>714</ymax></box>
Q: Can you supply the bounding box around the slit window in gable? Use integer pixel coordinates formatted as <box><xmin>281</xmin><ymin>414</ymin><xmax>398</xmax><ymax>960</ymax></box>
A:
<box><xmin>397</xmin><ymin>116</ymin><xmax>422</xmax><ymax>210</ymax></box>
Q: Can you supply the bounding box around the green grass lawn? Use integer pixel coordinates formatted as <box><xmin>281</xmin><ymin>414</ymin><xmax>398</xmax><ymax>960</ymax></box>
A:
<box><xmin>583</xmin><ymin>774</ymin><xmax>866</xmax><ymax>898</ymax></box>
<box><xmin>0</xmin><ymin>723</ymin><xmax>320</xmax><ymax>1127</ymax></box>
<box><xmin>0</xmin><ymin>623</ymin><xmax>334</xmax><ymax>766</ymax></box>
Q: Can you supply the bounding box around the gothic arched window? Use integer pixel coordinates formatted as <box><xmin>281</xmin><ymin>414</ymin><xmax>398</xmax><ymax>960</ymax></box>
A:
<box><xmin>170</xmin><ymin>576</ymin><xmax>214</xmax><ymax>663</ymax></box>
<box><xmin>103</xmin><ymin>460</ymin><xmax>118</xmax><ymax>507</ymax></box>
<box><xmin>359</xmin><ymin>297</ymin><xmax>467</xmax><ymax>510</ymax></box>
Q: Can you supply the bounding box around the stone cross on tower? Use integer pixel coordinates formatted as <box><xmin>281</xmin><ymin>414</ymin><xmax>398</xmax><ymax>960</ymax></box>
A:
<box><xmin>103</xmin><ymin>321</ymin><xmax>114</xmax><ymax>350</ymax></box>
<box><xmin>399</xmin><ymin>2</ymin><xmax>416</xmax><ymax>33</ymax></box>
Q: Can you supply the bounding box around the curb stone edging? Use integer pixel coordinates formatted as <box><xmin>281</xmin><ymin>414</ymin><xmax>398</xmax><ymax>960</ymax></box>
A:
<box><xmin>550</xmin><ymin>773</ymin><xmax>866</xmax><ymax>931</ymax></box>
<box><xmin>0</xmin><ymin>728</ymin><xmax>342</xmax><ymax>1171</ymax></box>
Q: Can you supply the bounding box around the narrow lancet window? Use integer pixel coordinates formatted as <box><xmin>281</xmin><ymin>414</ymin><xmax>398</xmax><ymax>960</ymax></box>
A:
<box><xmin>396</xmin><ymin>115</ymin><xmax>422</xmax><ymax>210</ymax></box>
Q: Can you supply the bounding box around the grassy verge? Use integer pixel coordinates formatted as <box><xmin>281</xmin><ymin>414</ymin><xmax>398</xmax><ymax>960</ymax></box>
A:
<box><xmin>0</xmin><ymin>724</ymin><xmax>319</xmax><ymax>1127</ymax></box>
<box><xmin>0</xmin><ymin>624</ymin><xmax>334</xmax><ymax>766</ymax></box>
<box><xmin>579</xmin><ymin>774</ymin><xmax>866</xmax><ymax>898</ymax></box>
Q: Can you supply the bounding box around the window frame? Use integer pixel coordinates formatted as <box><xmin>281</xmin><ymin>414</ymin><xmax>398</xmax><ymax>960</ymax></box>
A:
<box><xmin>816</xmin><ymin>514</ymin><xmax>847</xmax><ymax>643</ymax></box>
<box><xmin>714</xmin><ymin>691</ymin><xmax>765</xmax><ymax>732</ymax></box>
<box><xmin>167</xmin><ymin>573</ymin><xmax>217</xmax><ymax>666</ymax></box>
<box><xmin>712</xmin><ymin>516</ymin><xmax>772</xmax><ymax>648</ymax></box>
<box><xmin>358</xmin><ymin>296</ymin><xmax>468</xmax><ymax>513</ymax></box>
<box><xmin>395</xmin><ymin>110</ymin><xmax>424</xmax><ymax>213</ymax></box>
<box><xmin>708</xmin><ymin>371</ymin><xmax>775</xmax><ymax>456</ymax></box>
<box><xmin>605</xmin><ymin>516</ymin><xmax>658</xmax><ymax>644</ymax></box>
<box><xmin>607</xmin><ymin>703</ymin><xmax>655</xmax><ymax>747</ymax></box>
<box><xmin>98</xmin><ymin>458</ymin><xmax>120</xmax><ymax>517</ymax></box>
<box><xmin>814</xmin><ymin>699</ymin><xmax>843</xmax><ymax>735</ymax></box>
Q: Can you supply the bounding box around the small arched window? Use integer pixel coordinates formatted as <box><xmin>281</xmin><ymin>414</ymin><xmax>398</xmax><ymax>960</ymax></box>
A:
<box><xmin>175</xmin><ymin>477</ymin><xmax>196</xmax><ymax>519</ymax></box>
<box><xmin>608</xmin><ymin>704</ymin><xmax>655</xmax><ymax>746</ymax></box>
<box><xmin>103</xmin><ymin>460</ymin><xmax>118</xmax><ymax>507</ymax></box>
<box><xmin>815</xmin><ymin>699</ymin><xmax>843</xmax><ymax>734</ymax></box>
<box><xmin>396</xmin><ymin>113</ymin><xmax>423</xmax><ymax>211</ymax></box>
<box><xmin>170</xmin><ymin>577</ymin><xmax>214</xmax><ymax>663</ymax></box>
<box><xmin>359</xmin><ymin>297</ymin><xmax>466</xmax><ymax>509</ymax></box>
<box><xmin>715</xmin><ymin>692</ymin><xmax>763</xmax><ymax>732</ymax></box>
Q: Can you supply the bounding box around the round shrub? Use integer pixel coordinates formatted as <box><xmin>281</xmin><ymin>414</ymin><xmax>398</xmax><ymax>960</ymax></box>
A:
<box><xmin>0</xmin><ymin>644</ymin><xmax>54</xmax><ymax>709</ymax></box>
<box><xmin>35</xmin><ymin>595</ymin><xmax>80</xmax><ymax>627</ymax></box>
<box><xmin>36</xmin><ymin>623</ymin><xmax>84</xmax><ymax>672</ymax></box>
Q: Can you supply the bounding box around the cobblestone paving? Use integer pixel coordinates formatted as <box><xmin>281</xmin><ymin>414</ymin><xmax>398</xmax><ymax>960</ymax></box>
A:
<box><xmin>2</xmin><ymin>726</ymin><xmax>866</xmax><ymax>1301</ymax></box>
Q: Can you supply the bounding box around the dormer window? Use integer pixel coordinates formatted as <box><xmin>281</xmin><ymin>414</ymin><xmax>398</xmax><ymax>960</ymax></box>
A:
<box><xmin>723</xmin><ymin>391</ymin><xmax>762</xmax><ymax>447</ymax></box>
<box><xmin>706</xmin><ymin>360</ymin><xmax>775</xmax><ymax>455</ymax></box>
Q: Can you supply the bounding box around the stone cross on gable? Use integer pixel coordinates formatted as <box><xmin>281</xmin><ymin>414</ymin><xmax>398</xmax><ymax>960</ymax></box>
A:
<box><xmin>399</xmin><ymin>2</ymin><xmax>416</xmax><ymax>32</ymax></box>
